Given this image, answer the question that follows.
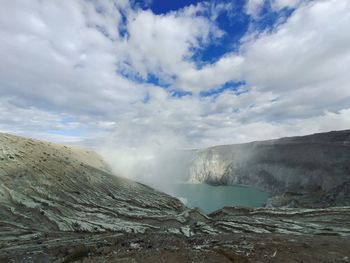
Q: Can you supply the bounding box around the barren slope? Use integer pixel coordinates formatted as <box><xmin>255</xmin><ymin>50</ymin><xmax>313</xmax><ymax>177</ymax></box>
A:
<box><xmin>1</xmin><ymin>133</ymin><xmax>350</xmax><ymax>262</ymax></box>
<box><xmin>0</xmin><ymin>133</ymin><xmax>198</xmax><ymax>237</ymax></box>
<box><xmin>189</xmin><ymin>130</ymin><xmax>350</xmax><ymax>207</ymax></box>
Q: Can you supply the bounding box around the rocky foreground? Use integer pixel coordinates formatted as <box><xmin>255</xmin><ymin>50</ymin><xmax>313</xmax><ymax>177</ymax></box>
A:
<box><xmin>1</xmin><ymin>133</ymin><xmax>350</xmax><ymax>262</ymax></box>
<box><xmin>189</xmin><ymin>130</ymin><xmax>350</xmax><ymax>208</ymax></box>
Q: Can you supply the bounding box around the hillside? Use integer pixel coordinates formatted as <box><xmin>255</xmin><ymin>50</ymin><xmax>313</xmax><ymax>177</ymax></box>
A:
<box><xmin>189</xmin><ymin>130</ymin><xmax>350</xmax><ymax>207</ymax></box>
<box><xmin>0</xmin><ymin>133</ymin><xmax>350</xmax><ymax>262</ymax></box>
<box><xmin>0</xmin><ymin>133</ymin><xmax>197</xmax><ymax>235</ymax></box>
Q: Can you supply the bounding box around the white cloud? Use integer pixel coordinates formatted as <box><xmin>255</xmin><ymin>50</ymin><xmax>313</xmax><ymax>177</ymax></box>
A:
<box><xmin>0</xmin><ymin>0</ymin><xmax>149</xmax><ymax>125</ymax></box>
<box><xmin>270</xmin><ymin>0</ymin><xmax>302</xmax><ymax>11</ymax></box>
<box><xmin>245</xmin><ymin>0</ymin><xmax>303</xmax><ymax>17</ymax></box>
<box><xmin>0</xmin><ymin>0</ymin><xmax>349</xmax><ymax>161</ymax></box>
<box><xmin>175</xmin><ymin>54</ymin><xmax>245</xmax><ymax>92</ymax></box>
<box><xmin>245</xmin><ymin>0</ymin><xmax>265</xmax><ymax>18</ymax></box>
<box><xmin>179</xmin><ymin>0</ymin><xmax>350</xmax><ymax>120</ymax></box>
<box><xmin>121</xmin><ymin>4</ymin><xmax>223</xmax><ymax>81</ymax></box>
<box><xmin>241</xmin><ymin>0</ymin><xmax>350</xmax><ymax>117</ymax></box>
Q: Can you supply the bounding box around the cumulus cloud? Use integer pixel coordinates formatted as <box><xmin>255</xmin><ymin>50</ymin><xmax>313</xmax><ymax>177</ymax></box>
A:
<box><xmin>177</xmin><ymin>0</ymin><xmax>350</xmax><ymax>124</ymax></box>
<box><xmin>0</xmin><ymin>0</ymin><xmax>142</xmax><ymax>113</ymax></box>
<box><xmin>245</xmin><ymin>0</ymin><xmax>303</xmax><ymax>17</ymax></box>
<box><xmin>0</xmin><ymin>0</ymin><xmax>349</xmax><ymax>188</ymax></box>
<box><xmin>245</xmin><ymin>0</ymin><xmax>265</xmax><ymax>18</ymax></box>
<box><xmin>241</xmin><ymin>0</ymin><xmax>350</xmax><ymax>118</ymax></box>
<box><xmin>270</xmin><ymin>0</ymin><xmax>303</xmax><ymax>11</ymax></box>
<box><xmin>121</xmin><ymin>3</ymin><xmax>224</xmax><ymax>83</ymax></box>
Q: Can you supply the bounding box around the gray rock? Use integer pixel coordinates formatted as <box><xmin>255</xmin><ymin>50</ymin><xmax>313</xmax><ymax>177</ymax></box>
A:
<box><xmin>0</xmin><ymin>133</ymin><xmax>189</xmax><ymax>237</ymax></box>
<box><xmin>188</xmin><ymin>130</ymin><xmax>350</xmax><ymax>207</ymax></box>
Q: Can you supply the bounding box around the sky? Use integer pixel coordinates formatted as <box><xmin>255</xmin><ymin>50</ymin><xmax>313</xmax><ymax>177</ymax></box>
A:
<box><xmin>1</xmin><ymin>0</ymin><xmax>350</xmax><ymax>151</ymax></box>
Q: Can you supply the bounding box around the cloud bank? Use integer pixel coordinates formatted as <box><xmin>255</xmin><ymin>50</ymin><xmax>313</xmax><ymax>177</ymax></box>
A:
<box><xmin>0</xmin><ymin>0</ymin><xmax>350</xmax><ymax>187</ymax></box>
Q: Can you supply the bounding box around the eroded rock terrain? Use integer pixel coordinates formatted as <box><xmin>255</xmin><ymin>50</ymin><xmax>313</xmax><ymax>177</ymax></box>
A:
<box><xmin>0</xmin><ymin>133</ymin><xmax>196</xmax><ymax>236</ymax></box>
<box><xmin>1</xmin><ymin>132</ymin><xmax>350</xmax><ymax>262</ymax></box>
<box><xmin>189</xmin><ymin>130</ymin><xmax>350</xmax><ymax>207</ymax></box>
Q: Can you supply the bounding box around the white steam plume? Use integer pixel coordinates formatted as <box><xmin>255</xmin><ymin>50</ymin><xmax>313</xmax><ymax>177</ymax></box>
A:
<box><xmin>97</xmin><ymin>124</ymin><xmax>192</xmax><ymax>195</ymax></box>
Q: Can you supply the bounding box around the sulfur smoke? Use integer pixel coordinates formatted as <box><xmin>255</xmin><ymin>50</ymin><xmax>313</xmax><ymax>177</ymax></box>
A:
<box><xmin>98</xmin><ymin>128</ymin><xmax>193</xmax><ymax>196</ymax></box>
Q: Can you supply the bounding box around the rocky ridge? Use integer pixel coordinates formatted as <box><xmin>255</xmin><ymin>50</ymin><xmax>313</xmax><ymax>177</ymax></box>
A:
<box><xmin>0</xmin><ymin>133</ymin><xmax>199</xmax><ymax>236</ymax></box>
<box><xmin>189</xmin><ymin>130</ymin><xmax>350</xmax><ymax>207</ymax></box>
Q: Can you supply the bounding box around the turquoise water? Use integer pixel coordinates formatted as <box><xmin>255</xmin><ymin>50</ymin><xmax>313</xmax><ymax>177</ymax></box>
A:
<box><xmin>173</xmin><ymin>183</ymin><xmax>270</xmax><ymax>213</ymax></box>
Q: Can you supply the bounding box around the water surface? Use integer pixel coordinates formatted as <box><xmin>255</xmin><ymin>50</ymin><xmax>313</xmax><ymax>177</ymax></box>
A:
<box><xmin>173</xmin><ymin>183</ymin><xmax>270</xmax><ymax>213</ymax></box>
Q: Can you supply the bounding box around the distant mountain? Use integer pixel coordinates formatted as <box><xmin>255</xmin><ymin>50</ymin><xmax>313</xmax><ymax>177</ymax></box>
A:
<box><xmin>189</xmin><ymin>130</ymin><xmax>350</xmax><ymax>207</ymax></box>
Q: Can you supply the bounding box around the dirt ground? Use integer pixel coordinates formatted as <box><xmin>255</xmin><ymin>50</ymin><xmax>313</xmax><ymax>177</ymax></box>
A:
<box><xmin>1</xmin><ymin>232</ymin><xmax>350</xmax><ymax>263</ymax></box>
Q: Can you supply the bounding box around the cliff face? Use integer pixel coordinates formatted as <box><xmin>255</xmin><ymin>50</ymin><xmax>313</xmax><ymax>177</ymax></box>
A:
<box><xmin>189</xmin><ymin>130</ymin><xmax>350</xmax><ymax>207</ymax></box>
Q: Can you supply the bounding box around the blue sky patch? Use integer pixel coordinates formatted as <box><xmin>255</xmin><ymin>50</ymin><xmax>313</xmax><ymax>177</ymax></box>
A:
<box><xmin>146</xmin><ymin>73</ymin><xmax>172</xmax><ymax>88</ymax></box>
<box><xmin>142</xmin><ymin>92</ymin><xmax>150</xmax><ymax>103</ymax></box>
<box><xmin>127</xmin><ymin>0</ymin><xmax>297</xmax><ymax>95</ymax></box>
<box><xmin>200</xmin><ymin>80</ymin><xmax>246</xmax><ymax>97</ymax></box>
<box><xmin>252</xmin><ymin>3</ymin><xmax>295</xmax><ymax>32</ymax></box>
<box><xmin>170</xmin><ymin>90</ymin><xmax>193</xmax><ymax>98</ymax></box>
<box><xmin>142</xmin><ymin>0</ymin><xmax>204</xmax><ymax>14</ymax></box>
<box><xmin>192</xmin><ymin>2</ymin><xmax>250</xmax><ymax>64</ymax></box>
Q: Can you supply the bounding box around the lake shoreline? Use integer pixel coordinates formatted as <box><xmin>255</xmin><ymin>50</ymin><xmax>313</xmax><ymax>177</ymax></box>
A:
<box><xmin>176</xmin><ymin>180</ymin><xmax>271</xmax><ymax>193</ymax></box>
<box><xmin>172</xmin><ymin>181</ymin><xmax>271</xmax><ymax>213</ymax></box>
